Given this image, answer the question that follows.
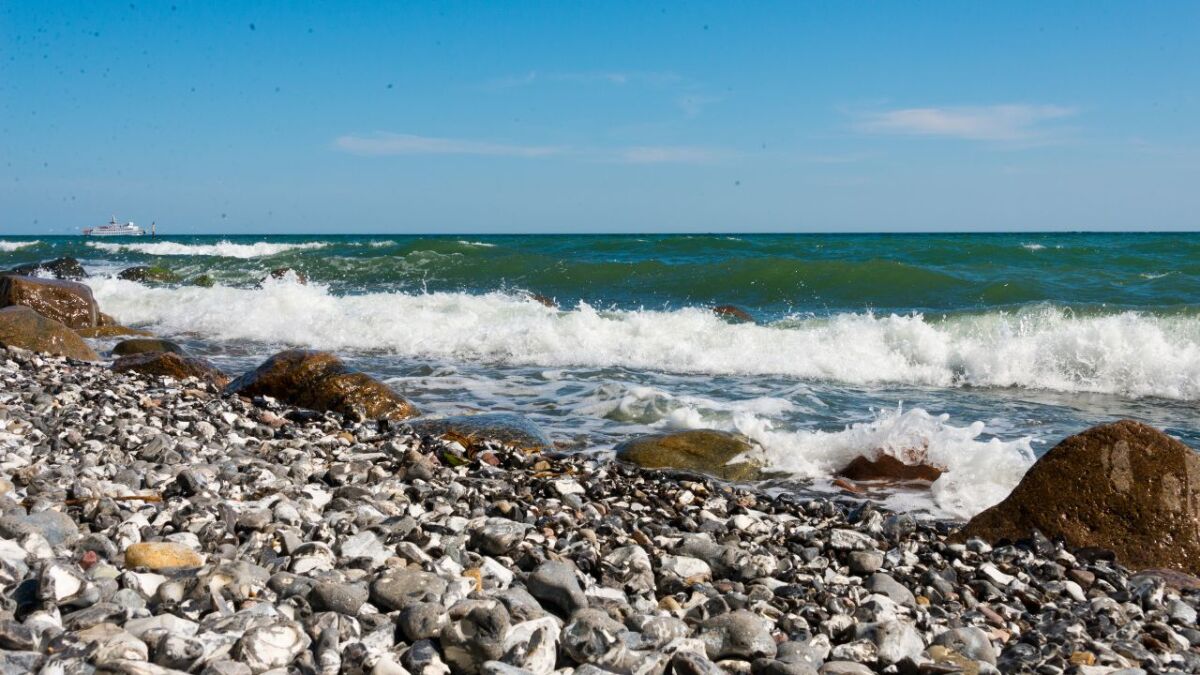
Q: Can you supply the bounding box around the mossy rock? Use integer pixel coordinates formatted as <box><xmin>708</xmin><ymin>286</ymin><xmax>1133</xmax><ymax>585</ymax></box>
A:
<box><xmin>190</xmin><ymin>274</ymin><xmax>215</xmax><ymax>288</ymax></box>
<box><xmin>117</xmin><ymin>265</ymin><xmax>180</xmax><ymax>283</ymax></box>
<box><xmin>614</xmin><ymin>429</ymin><xmax>765</xmax><ymax>481</ymax></box>
<box><xmin>112</xmin><ymin>338</ymin><xmax>184</xmax><ymax>357</ymax></box>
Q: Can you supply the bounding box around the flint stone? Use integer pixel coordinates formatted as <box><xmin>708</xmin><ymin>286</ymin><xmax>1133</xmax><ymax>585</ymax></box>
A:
<box><xmin>525</xmin><ymin>560</ymin><xmax>586</xmax><ymax>617</ymax></box>
<box><xmin>371</xmin><ymin>568</ymin><xmax>448</xmax><ymax>611</ymax></box>
<box><xmin>700</xmin><ymin>610</ymin><xmax>777</xmax><ymax>660</ymax></box>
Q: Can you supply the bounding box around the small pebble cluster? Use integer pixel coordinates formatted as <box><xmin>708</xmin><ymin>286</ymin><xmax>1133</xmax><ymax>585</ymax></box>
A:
<box><xmin>0</xmin><ymin>346</ymin><xmax>1197</xmax><ymax>675</ymax></box>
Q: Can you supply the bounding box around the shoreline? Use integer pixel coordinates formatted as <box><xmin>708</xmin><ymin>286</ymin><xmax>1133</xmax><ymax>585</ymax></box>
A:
<box><xmin>0</xmin><ymin>347</ymin><xmax>1197</xmax><ymax>673</ymax></box>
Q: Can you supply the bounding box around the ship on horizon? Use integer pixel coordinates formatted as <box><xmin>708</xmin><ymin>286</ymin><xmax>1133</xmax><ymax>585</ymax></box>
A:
<box><xmin>83</xmin><ymin>216</ymin><xmax>154</xmax><ymax>237</ymax></box>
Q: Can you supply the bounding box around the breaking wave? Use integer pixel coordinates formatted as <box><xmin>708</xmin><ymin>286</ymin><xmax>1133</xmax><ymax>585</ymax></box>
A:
<box><xmin>88</xmin><ymin>279</ymin><xmax>1200</xmax><ymax>401</ymax></box>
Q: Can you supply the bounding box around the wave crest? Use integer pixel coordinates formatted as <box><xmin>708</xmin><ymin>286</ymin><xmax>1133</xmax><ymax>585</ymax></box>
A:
<box><xmin>88</xmin><ymin>240</ymin><xmax>327</xmax><ymax>258</ymax></box>
<box><xmin>0</xmin><ymin>240</ymin><xmax>39</xmax><ymax>252</ymax></box>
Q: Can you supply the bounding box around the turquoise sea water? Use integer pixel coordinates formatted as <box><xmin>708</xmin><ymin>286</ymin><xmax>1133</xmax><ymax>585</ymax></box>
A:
<box><xmin>2</xmin><ymin>232</ymin><xmax>1197</xmax><ymax>517</ymax></box>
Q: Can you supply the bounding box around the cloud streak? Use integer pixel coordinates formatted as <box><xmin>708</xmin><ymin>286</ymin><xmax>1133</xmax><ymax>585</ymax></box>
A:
<box><xmin>856</xmin><ymin>104</ymin><xmax>1076</xmax><ymax>141</ymax></box>
<box><xmin>334</xmin><ymin>133</ymin><xmax>722</xmax><ymax>164</ymax></box>
<box><xmin>333</xmin><ymin>133</ymin><xmax>564</xmax><ymax>158</ymax></box>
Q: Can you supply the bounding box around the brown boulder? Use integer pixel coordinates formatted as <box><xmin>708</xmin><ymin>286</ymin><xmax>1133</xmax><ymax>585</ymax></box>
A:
<box><xmin>0</xmin><ymin>306</ymin><xmax>99</xmax><ymax>361</ymax></box>
<box><xmin>838</xmin><ymin>454</ymin><xmax>943</xmax><ymax>484</ymax></box>
<box><xmin>615</xmin><ymin>429</ymin><xmax>765</xmax><ymax>481</ymax></box>
<box><xmin>0</xmin><ymin>275</ymin><xmax>99</xmax><ymax>328</ymax></box>
<box><xmin>956</xmin><ymin>420</ymin><xmax>1200</xmax><ymax>574</ymax></box>
<box><xmin>224</xmin><ymin>349</ymin><xmax>417</xmax><ymax>420</ymax></box>
<box><xmin>112</xmin><ymin>352</ymin><xmax>229</xmax><ymax>387</ymax></box>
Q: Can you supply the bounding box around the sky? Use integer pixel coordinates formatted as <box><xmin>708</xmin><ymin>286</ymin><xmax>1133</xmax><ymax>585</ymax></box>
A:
<box><xmin>1</xmin><ymin>1</ymin><xmax>1198</xmax><ymax>234</ymax></box>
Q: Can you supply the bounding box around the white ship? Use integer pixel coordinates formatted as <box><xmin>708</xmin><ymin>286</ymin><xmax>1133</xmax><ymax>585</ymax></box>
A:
<box><xmin>83</xmin><ymin>216</ymin><xmax>149</xmax><ymax>237</ymax></box>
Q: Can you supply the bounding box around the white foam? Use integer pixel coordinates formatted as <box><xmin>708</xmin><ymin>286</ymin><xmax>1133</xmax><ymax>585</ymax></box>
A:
<box><xmin>87</xmin><ymin>240</ymin><xmax>326</xmax><ymax>258</ymax></box>
<box><xmin>457</xmin><ymin>240</ymin><xmax>496</xmax><ymax>248</ymax></box>
<box><xmin>1021</xmin><ymin>243</ymin><xmax>1045</xmax><ymax>251</ymax></box>
<box><xmin>746</xmin><ymin>407</ymin><xmax>1035</xmax><ymax>519</ymax></box>
<box><xmin>0</xmin><ymin>240</ymin><xmax>39</xmax><ymax>252</ymax></box>
<box><xmin>87</xmin><ymin>280</ymin><xmax>1200</xmax><ymax>400</ymax></box>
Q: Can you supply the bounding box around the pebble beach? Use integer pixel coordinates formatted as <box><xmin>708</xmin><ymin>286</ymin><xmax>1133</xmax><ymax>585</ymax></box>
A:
<box><xmin>0</xmin><ymin>345</ymin><xmax>1198</xmax><ymax>675</ymax></box>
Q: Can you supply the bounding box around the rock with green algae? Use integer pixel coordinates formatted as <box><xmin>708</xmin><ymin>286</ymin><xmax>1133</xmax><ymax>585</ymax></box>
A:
<box><xmin>614</xmin><ymin>429</ymin><xmax>766</xmax><ymax>481</ymax></box>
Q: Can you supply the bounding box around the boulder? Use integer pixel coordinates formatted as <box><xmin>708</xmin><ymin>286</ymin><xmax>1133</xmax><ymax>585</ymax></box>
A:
<box><xmin>0</xmin><ymin>274</ymin><xmax>99</xmax><ymax>328</ymax></box>
<box><xmin>956</xmin><ymin>420</ymin><xmax>1200</xmax><ymax>574</ymax></box>
<box><xmin>112</xmin><ymin>352</ymin><xmax>229</xmax><ymax>387</ymax></box>
<box><xmin>112</xmin><ymin>338</ymin><xmax>184</xmax><ymax>357</ymax></box>
<box><xmin>224</xmin><ymin>349</ymin><xmax>417</xmax><ymax>420</ymax></box>
<box><xmin>837</xmin><ymin>454</ymin><xmax>942</xmax><ymax>484</ymax></box>
<box><xmin>76</xmin><ymin>325</ymin><xmax>155</xmax><ymax>338</ymax></box>
<box><xmin>0</xmin><ymin>307</ymin><xmax>98</xmax><ymax>361</ymax></box>
<box><xmin>407</xmin><ymin>413</ymin><xmax>552</xmax><ymax>455</ymax></box>
<box><xmin>614</xmin><ymin>429</ymin><xmax>764</xmax><ymax>481</ymax></box>
<box><xmin>713</xmin><ymin>304</ymin><xmax>754</xmax><ymax>323</ymax></box>
<box><xmin>117</xmin><ymin>265</ymin><xmax>180</xmax><ymax>283</ymax></box>
<box><xmin>9</xmin><ymin>257</ymin><xmax>87</xmax><ymax>280</ymax></box>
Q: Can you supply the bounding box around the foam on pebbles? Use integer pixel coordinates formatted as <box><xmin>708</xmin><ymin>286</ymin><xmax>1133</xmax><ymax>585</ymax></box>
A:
<box><xmin>0</xmin><ymin>345</ymin><xmax>1197</xmax><ymax>674</ymax></box>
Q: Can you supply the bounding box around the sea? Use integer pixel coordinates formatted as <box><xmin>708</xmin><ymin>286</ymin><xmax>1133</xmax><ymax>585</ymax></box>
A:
<box><xmin>2</xmin><ymin>232</ymin><xmax>1198</xmax><ymax>519</ymax></box>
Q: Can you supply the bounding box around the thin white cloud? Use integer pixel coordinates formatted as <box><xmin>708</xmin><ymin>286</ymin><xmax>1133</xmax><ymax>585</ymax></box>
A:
<box><xmin>335</xmin><ymin>133</ymin><xmax>723</xmax><ymax>164</ymax></box>
<box><xmin>618</xmin><ymin>146</ymin><xmax>719</xmax><ymax>164</ymax></box>
<box><xmin>334</xmin><ymin>133</ymin><xmax>564</xmax><ymax>158</ymax></box>
<box><xmin>856</xmin><ymin>104</ymin><xmax>1076</xmax><ymax>141</ymax></box>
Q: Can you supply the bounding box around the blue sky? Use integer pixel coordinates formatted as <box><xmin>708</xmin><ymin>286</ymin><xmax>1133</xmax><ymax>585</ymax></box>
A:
<box><xmin>2</xmin><ymin>1</ymin><xmax>1198</xmax><ymax>234</ymax></box>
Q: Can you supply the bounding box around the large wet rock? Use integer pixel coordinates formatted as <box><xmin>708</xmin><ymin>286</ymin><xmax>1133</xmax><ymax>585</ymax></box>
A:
<box><xmin>957</xmin><ymin>420</ymin><xmax>1200</xmax><ymax>574</ymax></box>
<box><xmin>9</xmin><ymin>257</ymin><xmax>88</xmax><ymax>280</ymax></box>
<box><xmin>0</xmin><ymin>274</ymin><xmax>99</xmax><ymax>328</ymax></box>
<box><xmin>0</xmin><ymin>306</ymin><xmax>98</xmax><ymax>361</ymax></box>
<box><xmin>112</xmin><ymin>338</ymin><xmax>184</xmax><ymax>357</ymax></box>
<box><xmin>407</xmin><ymin>413</ymin><xmax>552</xmax><ymax>455</ymax></box>
<box><xmin>614</xmin><ymin>429</ymin><xmax>765</xmax><ymax>481</ymax></box>
<box><xmin>112</xmin><ymin>352</ymin><xmax>229</xmax><ymax>387</ymax></box>
<box><xmin>224</xmin><ymin>349</ymin><xmax>418</xmax><ymax>420</ymax></box>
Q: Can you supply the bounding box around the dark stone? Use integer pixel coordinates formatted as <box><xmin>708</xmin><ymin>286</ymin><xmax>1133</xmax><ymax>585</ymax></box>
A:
<box><xmin>9</xmin><ymin>257</ymin><xmax>87</xmax><ymax>280</ymax></box>
<box><xmin>713</xmin><ymin>304</ymin><xmax>754</xmax><ymax>322</ymax></box>
<box><xmin>117</xmin><ymin>265</ymin><xmax>180</xmax><ymax>283</ymax></box>
<box><xmin>408</xmin><ymin>413</ymin><xmax>553</xmax><ymax>455</ymax></box>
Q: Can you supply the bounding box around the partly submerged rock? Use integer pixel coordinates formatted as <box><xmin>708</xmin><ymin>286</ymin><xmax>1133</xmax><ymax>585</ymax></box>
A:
<box><xmin>9</xmin><ymin>257</ymin><xmax>88</xmax><ymax>280</ymax></box>
<box><xmin>112</xmin><ymin>338</ymin><xmax>184</xmax><ymax>357</ymax></box>
<box><xmin>0</xmin><ymin>274</ymin><xmax>99</xmax><ymax>328</ymax></box>
<box><xmin>713</xmin><ymin>304</ymin><xmax>754</xmax><ymax>323</ymax></box>
<box><xmin>614</xmin><ymin>429</ymin><xmax>764</xmax><ymax>481</ymax></box>
<box><xmin>0</xmin><ymin>306</ymin><xmax>99</xmax><ymax>361</ymax></box>
<box><xmin>956</xmin><ymin>420</ymin><xmax>1200</xmax><ymax>574</ymax></box>
<box><xmin>837</xmin><ymin>454</ymin><xmax>943</xmax><ymax>484</ymax></box>
<box><xmin>112</xmin><ymin>352</ymin><xmax>229</xmax><ymax>387</ymax></box>
<box><xmin>224</xmin><ymin>349</ymin><xmax>417</xmax><ymax>420</ymax></box>
<box><xmin>117</xmin><ymin>265</ymin><xmax>180</xmax><ymax>283</ymax></box>
<box><xmin>407</xmin><ymin>413</ymin><xmax>552</xmax><ymax>455</ymax></box>
<box><xmin>258</xmin><ymin>268</ymin><xmax>308</xmax><ymax>286</ymax></box>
